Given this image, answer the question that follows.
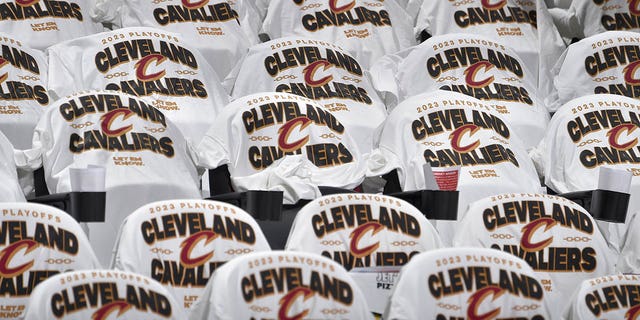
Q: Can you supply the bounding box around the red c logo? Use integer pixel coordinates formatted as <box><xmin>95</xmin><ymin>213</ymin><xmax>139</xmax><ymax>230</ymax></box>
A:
<box><xmin>467</xmin><ymin>286</ymin><xmax>505</xmax><ymax>320</ymax></box>
<box><xmin>626</xmin><ymin>305</ymin><xmax>640</xmax><ymax>320</ymax></box>
<box><xmin>629</xmin><ymin>0</ymin><xmax>640</xmax><ymax>16</ymax></box>
<box><xmin>91</xmin><ymin>301</ymin><xmax>132</xmax><ymax>320</ymax></box>
<box><xmin>179</xmin><ymin>230</ymin><xmax>218</xmax><ymax>268</ymax></box>
<box><xmin>329</xmin><ymin>0</ymin><xmax>356</xmax><ymax>13</ymax></box>
<box><xmin>349</xmin><ymin>222</ymin><xmax>384</xmax><ymax>258</ymax></box>
<box><xmin>520</xmin><ymin>218</ymin><xmax>557</xmax><ymax>252</ymax></box>
<box><xmin>15</xmin><ymin>0</ymin><xmax>39</xmax><ymax>7</ymax></box>
<box><xmin>278</xmin><ymin>287</ymin><xmax>314</xmax><ymax>320</ymax></box>
<box><xmin>302</xmin><ymin>60</ymin><xmax>334</xmax><ymax>87</ymax></box>
<box><xmin>449</xmin><ymin>124</ymin><xmax>481</xmax><ymax>153</ymax></box>
<box><xmin>182</xmin><ymin>0</ymin><xmax>209</xmax><ymax>9</ymax></box>
<box><xmin>464</xmin><ymin>61</ymin><xmax>495</xmax><ymax>88</ymax></box>
<box><xmin>607</xmin><ymin>124</ymin><xmax>638</xmax><ymax>151</ymax></box>
<box><xmin>624</xmin><ymin>61</ymin><xmax>640</xmax><ymax>85</ymax></box>
<box><xmin>278</xmin><ymin>117</ymin><xmax>312</xmax><ymax>152</ymax></box>
<box><xmin>100</xmin><ymin>109</ymin><xmax>134</xmax><ymax>137</ymax></box>
<box><xmin>481</xmin><ymin>0</ymin><xmax>507</xmax><ymax>10</ymax></box>
<box><xmin>0</xmin><ymin>239</ymin><xmax>38</xmax><ymax>278</ymax></box>
<box><xmin>135</xmin><ymin>54</ymin><xmax>167</xmax><ymax>82</ymax></box>
<box><xmin>0</xmin><ymin>58</ymin><xmax>9</xmax><ymax>85</ymax></box>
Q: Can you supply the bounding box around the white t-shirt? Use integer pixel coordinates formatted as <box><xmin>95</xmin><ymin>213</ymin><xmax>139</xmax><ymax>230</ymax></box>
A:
<box><xmin>453</xmin><ymin>193</ymin><xmax>616</xmax><ymax>315</ymax></box>
<box><xmin>111</xmin><ymin>199</ymin><xmax>271</xmax><ymax>312</ymax></box>
<box><xmin>369</xmin><ymin>33</ymin><xmax>550</xmax><ymax>150</ymax></box>
<box><xmin>0</xmin><ymin>131</ymin><xmax>26</xmax><ymax>202</ymax></box>
<box><xmin>91</xmin><ymin>0</ymin><xmax>258</xmax><ymax>80</ymax></box>
<box><xmin>550</xmin><ymin>31</ymin><xmax>640</xmax><ymax>111</ymax></box>
<box><xmin>228</xmin><ymin>36</ymin><xmax>387</xmax><ymax>153</ymax></box>
<box><xmin>188</xmin><ymin>251</ymin><xmax>373</xmax><ymax>320</ymax></box>
<box><xmin>285</xmin><ymin>193</ymin><xmax>442</xmax><ymax>270</ymax></box>
<box><xmin>0</xmin><ymin>0</ymin><xmax>103</xmax><ymax>50</ymax></box>
<box><xmin>571</xmin><ymin>0</ymin><xmax>640</xmax><ymax>38</ymax></box>
<box><xmin>261</xmin><ymin>0</ymin><xmax>415</xmax><ymax>69</ymax></box>
<box><xmin>413</xmin><ymin>0</ymin><xmax>565</xmax><ymax>105</ymax></box>
<box><xmin>564</xmin><ymin>274</ymin><xmax>640</xmax><ymax>320</ymax></box>
<box><xmin>0</xmin><ymin>32</ymin><xmax>48</xmax><ymax>150</ymax></box>
<box><xmin>369</xmin><ymin>90</ymin><xmax>541</xmax><ymax>242</ymax></box>
<box><xmin>22</xmin><ymin>269</ymin><xmax>187</xmax><ymax>320</ymax></box>
<box><xmin>197</xmin><ymin>92</ymin><xmax>366</xmax><ymax>204</ymax></box>
<box><xmin>46</xmin><ymin>27</ymin><xmax>230</xmax><ymax>145</ymax></box>
<box><xmin>27</xmin><ymin>90</ymin><xmax>202</xmax><ymax>266</ymax></box>
<box><xmin>383</xmin><ymin>247</ymin><xmax>552</xmax><ymax>320</ymax></box>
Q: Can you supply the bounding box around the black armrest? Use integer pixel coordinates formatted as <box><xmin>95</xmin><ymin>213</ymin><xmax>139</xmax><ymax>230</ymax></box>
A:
<box><xmin>382</xmin><ymin>169</ymin><xmax>402</xmax><ymax>194</ymax></box>
<box><xmin>557</xmin><ymin>190</ymin><xmax>628</xmax><ymax>223</ymax></box>
<box><xmin>28</xmin><ymin>192</ymin><xmax>106</xmax><ymax>222</ymax></box>
<box><xmin>208</xmin><ymin>165</ymin><xmax>234</xmax><ymax>196</ymax></box>
<box><xmin>557</xmin><ymin>190</ymin><xmax>593</xmax><ymax>212</ymax></box>
<box><xmin>207</xmin><ymin>190</ymin><xmax>283</xmax><ymax>221</ymax></box>
<box><xmin>389</xmin><ymin>190</ymin><xmax>459</xmax><ymax>221</ymax></box>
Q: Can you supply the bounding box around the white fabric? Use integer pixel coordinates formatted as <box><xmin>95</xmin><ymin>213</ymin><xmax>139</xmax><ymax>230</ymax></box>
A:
<box><xmin>369</xmin><ymin>33</ymin><xmax>549</xmax><ymax>150</ymax></box>
<box><xmin>0</xmin><ymin>202</ymin><xmax>100</xmax><ymax>319</ymax></box>
<box><xmin>285</xmin><ymin>193</ymin><xmax>442</xmax><ymax>270</ymax></box>
<box><xmin>0</xmin><ymin>0</ymin><xmax>103</xmax><ymax>50</ymax></box>
<box><xmin>197</xmin><ymin>92</ymin><xmax>366</xmax><ymax>204</ymax></box>
<box><xmin>0</xmin><ymin>131</ymin><xmax>25</xmax><ymax>202</ymax></box>
<box><xmin>550</xmin><ymin>31</ymin><xmax>640</xmax><ymax>111</ymax></box>
<box><xmin>563</xmin><ymin>274</ymin><xmax>640</xmax><ymax>320</ymax></box>
<box><xmin>536</xmin><ymin>93</ymin><xmax>640</xmax><ymax>249</ymax></box>
<box><xmin>571</xmin><ymin>0</ymin><xmax>640</xmax><ymax>38</ymax></box>
<box><xmin>261</xmin><ymin>0</ymin><xmax>415</xmax><ymax>69</ymax></box>
<box><xmin>369</xmin><ymin>90</ymin><xmax>541</xmax><ymax>243</ymax></box>
<box><xmin>46</xmin><ymin>26</ymin><xmax>229</xmax><ymax>145</ymax></box>
<box><xmin>0</xmin><ymin>32</ymin><xmax>48</xmax><ymax>150</ymax></box>
<box><xmin>228</xmin><ymin>36</ymin><xmax>387</xmax><ymax>153</ymax></box>
<box><xmin>618</xmin><ymin>212</ymin><xmax>640</xmax><ymax>273</ymax></box>
<box><xmin>413</xmin><ymin>0</ymin><xmax>565</xmax><ymax>106</ymax></box>
<box><xmin>91</xmin><ymin>0</ymin><xmax>258</xmax><ymax>80</ymax></box>
<box><xmin>22</xmin><ymin>269</ymin><xmax>187</xmax><ymax>319</ymax></box>
<box><xmin>453</xmin><ymin>193</ymin><xmax>616</xmax><ymax>315</ymax></box>
<box><xmin>188</xmin><ymin>251</ymin><xmax>373</xmax><ymax>320</ymax></box>
<box><xmin>383</xmin><ymin>247</ymin><xmax>552</xmax><ymax>319</ymax></box>
<box><xmin>21</xmin><ymin>90</ymin><xmax>202</xmax><ymax>266</ymax></box>
<box><xmin>111</xmin><ymin>199</ymin><xmax>271</xmax><ymax>312</ymax></box>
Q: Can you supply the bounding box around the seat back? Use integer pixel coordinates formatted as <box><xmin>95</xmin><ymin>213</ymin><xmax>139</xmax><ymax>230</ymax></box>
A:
<box><xmin>384</xmin><ymin>247</ymin><xmax>551</xmax><ymax>319</ymax></box>
<box><xmin>188</xmin><ymin>251</ymin><xmax>372</xmax><ymax>320</ymax></box>
<box><xmin>111</xmin><ymin>199</ymin><xmax>271</xmax><ymax>310</ymax></box>
<box><xmin>453</xmin><ymin>193</ymin><xmax>616</xmax><ymax>314</ymax></box>
<box><xmin>565</xmin><ymin>274</ymin><xmax>640</xmax><ymax>319</ymax></box>
<box><xmin>22</xmin><ymin>269</ymin><xmax>186</xmax><ymax>319</ymax></box>
<box><xmin>569</xmin><ymin>1</ymin><xmax>640</xmax><ymax>38</ymax></box>
<box><xmin>0</xmin><ymin>131</ymin><xmax>26</xmax><ymax>202</ymax></box>
<box><xmin>0</xmin><ymin>202</ymin><xmax>101</xmax><ymax>318</ymax></box>
<box><xmin>285</xmin><ymin>193</ymin><xmax>442</xmax><ymax>270</ymax></box>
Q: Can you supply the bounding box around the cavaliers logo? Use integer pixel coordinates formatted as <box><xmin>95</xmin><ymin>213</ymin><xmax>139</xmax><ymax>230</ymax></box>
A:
<box><xmin>329</xmin><ymin>0</ymin><xmax>356</xmax><ymax>14</ymax></box>
<box><xmin>607</xmin><ymin>124</ymin><xmax>638</xmax><ymax>151</ymax></box>
<box><xmin>179</xmin><ymin>230</ymin><xmax>218</xmax><ymax>268</ymax></box>
<box><xmin>278</xmin><ymin>117</ymin><xmax>312</xmax><ymax>152</ymax></box>
<box><xmin>464</xmin><ymin>61</ymin><xmax>495</xmax><ymax>89</ymax></box>
<box><xmin>629</xmin><ymin>0</ymin><xmax>640</xmax><ymax>16</ymax></box>
<box><xmin>181</xmin><ymin>0</ymin><xmax>209</xmax><ymax>9</ymax></box>
<box><xmin>91</xmin><ymin>301</ymin><xmax>133</xmax><ymax>320</ymax></box>
<box><xmin>0</xmin><ymin>239</ymin><xmax>38</xmax><ymax>278</ymax></box>
<box><xmin>278</xmin><ymin>287</ymin><xmax>314</xmax><ymax>320</ymax></box>
<box><xmin>520</xmin><ymin>218</ymin><xmax>557</xmax><ymax>253</ymax></box>
<box><xmin>302</xmin><ymin>60</ymin><xmax>334</xmax><ymax>87</ymax></box>
<box><xmin>623</xmin><ymin>61</ymin><xmax>640</xmax><ymax>85</ymax></box>
<box><xmin>449</xmin><ymin>124</ymin><xmax>481</xmax><ymax>153</ymax></box>
<box><xmin>626</xmin><ymin>305</ymin><xmax>640</xmax><ymax>320</ymax></box>
<box><xmin>481</xmin><ymin>0</ymin><xmax>507</xmax><ymax>10</ymax></box>
<box><xmin>0</xmin><ymin>58</ymin><xmax>9</xmax><ymax>85</ymax></box>
<box><xmin>100</xmin><ymin>109</ymin><xmax>135</xmax><ymax>137</ymax></box>
<box><xmin>467</xmin><ymin>286</ymin><xmax>505</xmax><ymax>320</ymax></box>
<box><xmin>349</xmin><ymin>222</ymin><xmax>384</xmax><ymax>258</ymax></box>
<box><xmin>15</xmin><ymin>0</ymin><xmax>39</xmax><ymax>7</ymax></box>
<box><xmin>134</xmin><ymin>54</ymin><xmax>167</xmax><ymax>83</ymax></box>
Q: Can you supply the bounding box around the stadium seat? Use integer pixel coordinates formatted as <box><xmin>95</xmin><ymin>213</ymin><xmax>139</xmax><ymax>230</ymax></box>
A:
<box><xmin>452</xmin><ymin>193</ymin><xmax>616</xmax><ymax>315</ymax></box>
<box><xmin>20</xmin><ymin>90</ymin><xmax>202</xmax><ymax>266</ymax></box>
<box><xmin>535</xmin><ymin>93</ymin><xmax>640</xmax><ymax>250</ymax></box>
<box><xmin>413</xmin><ymin>0</ymin><xmax>565</xmax><ymax>103</ymax></box>
<box><xmin>227</xmin><ymin>36</ymin><xmax>387</xmax><ymax>153</ymax></box>
<box><xmin>91</xmin><ymin>0</ymin><xmax>259</xmax><ymax>81</ymax></box>
<box><xmin>45</xmin><ymin>26</ymin><xmax>230</xmax><ymax>145</ymax></box>
<box><xmin>369</xmin><ymin>90</ymin><xmax>541</xmax><ymax>243</ymax></box>
<box><xmin>0</xmin><ymin>0</ymin><xmax>103</xmax><ymax>50</ymax></box>
<box><xmin>111</xmin><ymin>199</ymin><xmax>271</xmax><ymax>312</ymax></box>
<box><xmin>261</xmin><ymin>0</ymin><xmax>415</xmax><ymax>69</ymax></box>
<box><xmin>197</xmin><ymin>92</ymin><xmax>366</xmax><ymax>205</ymax></box>
<box><xmin>549</xmin><ymin>31</ymin><xmax>640</xmax><ymax>111</ymax></box>
<box><xmin>563</xmin><ymin>274</ymin><xmax>640</xmax><ymax>319</ymax></box>
<box><xmin>384</xmin><ymin>247</ymin><xmax>552</xmax><ymax>319</ymax></box>
<box><xmin>369</xmin><ymin>33</ymin><xmax>550</xmax><ymax>150</ymax></box>
<box><xmin>285</xmin><ymin>193</ymin><xmax>442</xmax><ymax>270</ymax></box>
<box><xmin>188</xmin><ymin>251</ymin><xmax>373</xmax><ymax>320</ymax></box>
<box><xmin>0</xmin><ymin>202</ymin><xmax>101</xmax><ymax>319</ymax></box>
<box><xmin>22</xmin><ymin>269</ymin><xmax>187</xmax><ymax>319</ymax></box>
